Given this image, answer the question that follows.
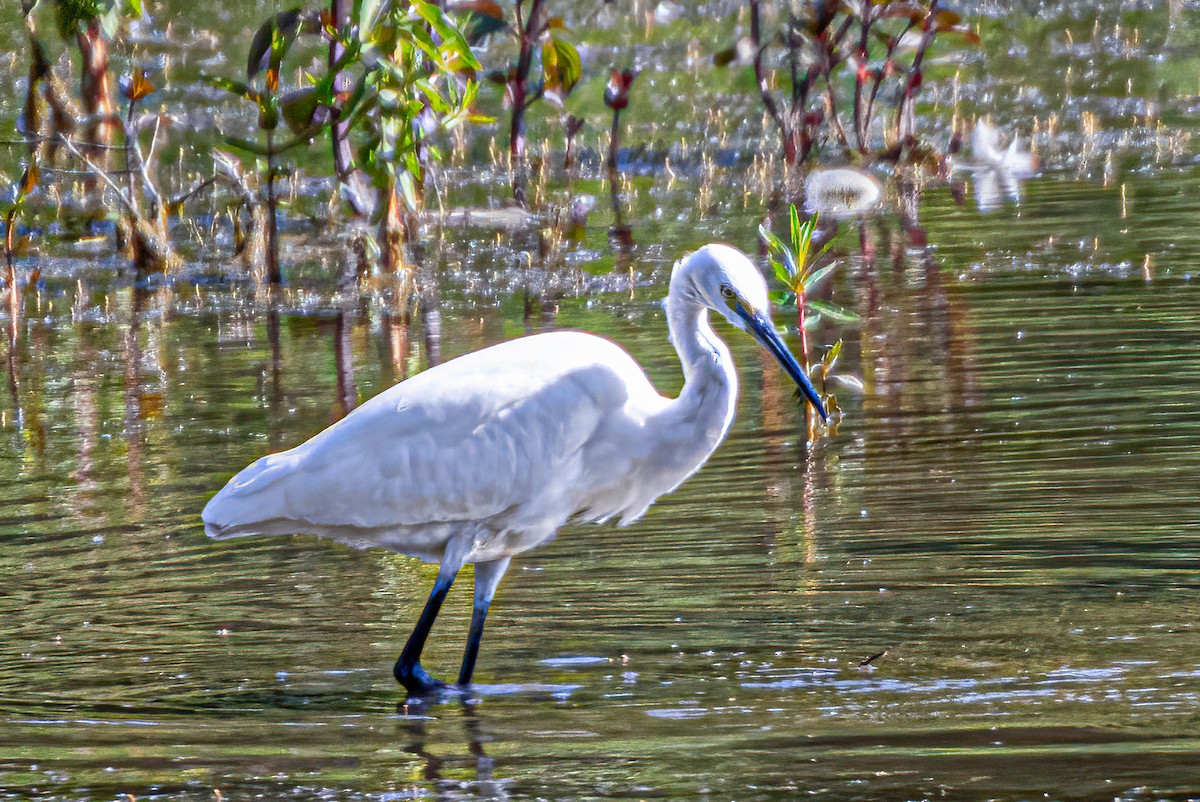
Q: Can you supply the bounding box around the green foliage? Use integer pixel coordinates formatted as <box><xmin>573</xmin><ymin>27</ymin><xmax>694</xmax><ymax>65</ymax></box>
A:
<box><xmin>48</xmin><ymin>0</ymin><xmax>141</xmax><ymax>40</ymax></box>
<box><xmin>327</xmin><ymin>0</ymin><xmax>484</xmax><ymax>216</ymax></box>
<box><xmin>204</xmin><ymin>8</ymin><xmax>334</xmax><ymax>154</ymax></box>
<box><xmin>728</xmin><ymin>0</ymin><xmax>980</xmax><ymax>164</ymax></box>
<box><xmin>452</xmin><ymin>0</ymin><xmax>507</xmax><ymax>43</ymax></box>
<box><xmin>760</xmin><ymin>204</ymin><xmax>861</xmax><ymax>421</ymax></box>
<box><xmin>541</xmin><ymin>26</ymin><xmax>581</xmax><ymax>102</ymax></box>
<box><xmin>759</xmin><ymin>206</ymin><xmax>859</xmax><ymax>328</ymax></box>
<box><xmin>204</xmin><ymin>9</ymin><xmax>314</xmax><ymax>144</ymax></box>
<box><xmin>460</xmin><ymin>0</ymin><xmax>582</xmax><ymax>104</ymax></box>
<box><xmin>3</xmin><ymin>159</ymin><xmax>39</xmax><ymax>269</ymax></box>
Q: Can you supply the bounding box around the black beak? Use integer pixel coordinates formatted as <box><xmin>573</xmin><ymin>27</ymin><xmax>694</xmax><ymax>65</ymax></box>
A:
<box><xmin>736</xmin><ymin>305</ymin><xmax>828</xmax><ymax>422</ymax></box>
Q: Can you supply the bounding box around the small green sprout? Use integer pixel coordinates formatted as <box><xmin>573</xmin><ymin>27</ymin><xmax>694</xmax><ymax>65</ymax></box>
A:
<box><xmin>759</xmin><ymin>204</ymin><xmax>862</xmax><ymax>427</ymax></box>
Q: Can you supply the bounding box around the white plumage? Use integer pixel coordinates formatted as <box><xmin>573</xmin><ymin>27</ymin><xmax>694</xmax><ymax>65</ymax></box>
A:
<box><xmin>203</xmin><ymin>243</ymin><xmax>827</xmax><ymax>695</ymax></box>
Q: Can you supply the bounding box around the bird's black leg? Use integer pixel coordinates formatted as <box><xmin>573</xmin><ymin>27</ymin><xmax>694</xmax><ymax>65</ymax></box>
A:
<box><xmin>457</xmin><ymin>556</ymin><xmax>511</xmax><ymax>688</ymax></box>
<box><xmin>395</xmin><ymin>564</ymin><xmax>460</xmax><ymax>695</ymax></box>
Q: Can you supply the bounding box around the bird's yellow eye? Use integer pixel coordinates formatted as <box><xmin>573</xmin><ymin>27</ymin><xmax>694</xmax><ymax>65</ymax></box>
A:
<box><xmin>719</xmin><ymin>285</ymin><xmax>735</xmax><ymax>300</ymax></box>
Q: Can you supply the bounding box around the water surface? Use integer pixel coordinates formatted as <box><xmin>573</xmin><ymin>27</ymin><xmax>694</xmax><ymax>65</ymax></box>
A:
<box><xmin>3</xmin><ymin>0</ymin><xmax>1200</xmax><ymax>799</ymax></box>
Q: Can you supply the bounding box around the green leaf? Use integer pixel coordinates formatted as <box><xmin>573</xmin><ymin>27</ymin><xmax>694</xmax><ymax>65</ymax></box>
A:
<box><xmin>413</xmin><ymin>1</ymin><xmax>478</xmax><ymax>68</ymax></box>
<box><xmin>768</xmin><ymin>257</ymin><xmax>791</xmax><ymax>287</ymax></box>
<box><xmin>221</xmin><ymin>135</ymin><xmax>271</xmax><ymax>156</ymax></box>
<box><xmin>279</xmin><ymin>86</ymin><xmax>325</xmax><ymax>135</ymax></box>
<box><xmin>461</xmin><ymin>10</ymin><xmax>508</xmax><ymax>43</ymax></box>
<box><xmin>789</xmin><ymin>204</ymin><xmax>803</xmax><ymax>258</ymax></box>
<box><xmin>542</xmin><ymin>37</ymin><xmax>581</xmax><ymax>94</ymax></box>
<box><xmin>821</xmin><ymin>339</ymin><xmax>842</xmax><ymax>372</ymax></box>
<box><xmin>802</xmin><ymin>262</ymin><xmax>837</xmax><ymax>292</ymax></box>
<box><xmin>807</xmin><ymin>299</ymin><xmax>861</xmax><ymax>324</ymax></box>
<box><xmin>247</xmin><ymin>8</ymin><xmax>302</xmax><ymax>78</ymax></box>
<box><xmin>202</xmin><ymin>74</ymin><xmax>258</xmax><ymax>101</ymax></box>
<box><xmin>405</xmin><ymin>23</ymin><xmax>444</xmax><ymax>63</ymax></box>
<box><xmin>357</xmin><ymin>0</ymin><xmax>386</xmax><ymax>38</ymax></box>
<box><xmin>769</xmin><ymin>289</ymin><xmax>797</xmax><ymax>308</ymax></box>
<box><xmin>778</xmin><ymin>249</ymin><xmax>800</xmax><ymax>286</ymax></box>
<box><xmin>414</xmin><ymin>77</ymin><xmax>450</xmax><ymax>112</ymax></box>
<box><xmin>758</xmin><ymin>222</ymin><xmax>783</xmax><ymax>253</ymax></box>
<box><xmin>396</xmin><ymin>170</ymin><xmax>418</xmax><ymax>213</ymax></box>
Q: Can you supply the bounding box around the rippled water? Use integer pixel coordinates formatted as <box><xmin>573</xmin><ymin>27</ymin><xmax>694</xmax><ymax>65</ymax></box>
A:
<box><xmin>4</xmin><ymin>177</ymin><xmax>1200</xmax><ymax>798</ymax></box>
<box><xmin>5</xmin><ymin>0</ymin><xmax>1200</xmax><ymax>798</ymax></box>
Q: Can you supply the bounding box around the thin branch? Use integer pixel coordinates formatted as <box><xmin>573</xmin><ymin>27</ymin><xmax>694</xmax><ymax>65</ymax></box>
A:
<box><xmin>40</xmin><ymin>166</ymin><xmax>136</xmax><ymax>176</ymax></box>
<box><xmin>125</xmin><ymin>115</ymin><xmax>162</xmax><ymax>214</ymax></box>
<box><xmin>56</xmin><ymin>134</ymin><xmax>138</xmax><ymax>215</ymax></box>
<box><xmin>0</xmin><ymin>136</ymin><xmax>125</xmax><ymax>150</ymax></box>
<box><xmin>167</xmin><ymin>176</ymin><xmax>218</xmax><ymax>208</ymax></box>
<box><xmin>145</xmin><ymin>114</ymin><xmax>162</xmax><ymax>169</ymax></box>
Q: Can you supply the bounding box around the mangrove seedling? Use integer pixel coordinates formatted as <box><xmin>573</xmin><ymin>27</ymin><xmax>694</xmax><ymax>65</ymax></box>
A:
<box><xmin>561</xmin><ymin>113</ymin><xmax>584</xmax><ymax>172</ymax></box>
<box><xmin>205</xmin><ymin>8</ymin><xmax>325</xmax><ymax>284</ymax></box>
<box><xmin>603</xmin><ymin>68</ymin><xmax>637</xmax><ymax>174</ymax></box>
<box><xmin>458</xmin><ymin>0</ymin><xmax>582</xmax><ymax>204</ymax></box>
<box><xmin>2</xmin><ymin>161</ymin><xmax>40</xmax><ymax>319</ymax></box>
<box><xmin>760</xmin><ymin>205</ymin><xmax>860</xmax><ymax>424</ymax></box>
<box><xmin>323</xmin><ymin>0</ymin><xmax>484</xmax><ymax>275</ymax></box>
<box><xmin>32</xmin><ymin>0</ymin><xmax>144</xmax><ymax>194</ymax></box>
<box><xmin>18</xmin><ymin>12</ymin><xmax>78</xmax><ymax>168</ymax></box>
<box><xmin>55</xmin><ymin>64</ymin><xmax>197</xmax><ymax>277</ymax></box>
<box><xmin>730</xmin><ymin>0</ymin><xmax>978</xmax><ymax>167</ymax></box>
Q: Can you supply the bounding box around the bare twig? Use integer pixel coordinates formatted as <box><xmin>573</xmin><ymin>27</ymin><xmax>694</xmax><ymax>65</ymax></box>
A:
<box><xmin>168</xmin><ymin>176</ymin><xmax>218</xmax><ymax>208</ymax></box>
<box><xmin>145</xmin><ymin>114</ymin><xmax>162</xmax><ymax>172</ymax></box>
<box><xmin>56</xmin><ymin>134</ymin><xmax>137</xmax><ymax>215</ymax></box>
<box><xmin>127</xmin><ymin>115</ymin><xmax>163</xmax><ymax>213</ymax></box>
<box><xmin>0</xmin><ymin>137</ymin><xmax>125</xmax><ymax>150</ymax></box>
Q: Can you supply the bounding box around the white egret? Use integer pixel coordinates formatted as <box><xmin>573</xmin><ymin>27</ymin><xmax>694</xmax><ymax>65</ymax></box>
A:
<box><xmin>203</xmin><ymin>244</ymin><xmax>828</xmax><ymax>695</ymax></box>
<box><xmin>971</xmin><ymin>120</ymin><xmax>1037</xmax><ymax>213</ymax></box>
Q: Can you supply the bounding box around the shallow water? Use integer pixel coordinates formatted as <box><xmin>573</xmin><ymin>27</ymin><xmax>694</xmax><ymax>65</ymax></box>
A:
<box><xmin>4</xmin><ymin>0</ymin><xmax>1200</xmax><ymax>799</ymax></box>
<box><xmin>4</xmin><ymin>184</ymin><xmax>1200</xmax><ymax>798</ymax></box>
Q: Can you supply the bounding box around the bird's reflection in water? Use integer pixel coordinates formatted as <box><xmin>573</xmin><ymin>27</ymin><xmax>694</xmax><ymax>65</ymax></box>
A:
<box><xmin>396</xmin><ymin>700</ymin><xmax>509</xmax><ymax>801</ymax></box>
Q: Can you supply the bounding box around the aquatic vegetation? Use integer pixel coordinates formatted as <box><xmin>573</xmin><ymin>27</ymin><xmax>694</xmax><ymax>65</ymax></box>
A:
<box><xmin>322</xmin><ymin>0</ymin><xmax>484</xmax><ymax>274</ymax></box>
<box><xmin>733</xmin><ymin>0</ymin><xmax>979</xmax><ymax>167</ymax></box>
<box><xmin>560</xmin><ymin>112</ymin><xmax>584</xmax><ymax>171</ymax></box>
<box><xmin>52</xmin><ymin>64</ymin><xmax>189</xmax><ymax>276</ymax></box>
<box><xmin>759</xmin><ymin>204</ymin><xmax>860</xmax><ymax>427</ymax></box>
<box><xmin>204</xmin><ymin>9</ymin><xmax>328</xmax><ymax>284</ymax></box>
<box><xmin>40</xmin><ymin>0</ymin><xmax>143</xmax><ymax>169</ymax></box>
<box><xmin>603</xmin><ymin>67</ymin><xmax>638</xmax><ymax>173</ymax></box>
<box><xmin>204</xmin><ymin>2</ymin><xmax>483</xmax><ymax>282</ymax></box>
<box><xmin>2</xmin><ymin>160</ymin><xmax>38</xmax><ymax>316</ymax></box>
<box><xmin>459</xmin><ymin>0</ymin><xmax>582</xmax><ymax>204</ymax></box>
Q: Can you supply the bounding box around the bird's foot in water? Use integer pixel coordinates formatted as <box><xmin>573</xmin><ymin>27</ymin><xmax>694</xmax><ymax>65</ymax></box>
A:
<box><xmin>394</xmin><ymin>661</ymin><xmax>448</xmax><ymax>696</ymax></box>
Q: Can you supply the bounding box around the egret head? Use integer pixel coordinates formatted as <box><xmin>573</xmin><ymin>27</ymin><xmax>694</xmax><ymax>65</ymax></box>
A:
<box><xmin>675</xmin><ymin>244</ymin><xmax>828</xmax><ymax>422</ymax></box>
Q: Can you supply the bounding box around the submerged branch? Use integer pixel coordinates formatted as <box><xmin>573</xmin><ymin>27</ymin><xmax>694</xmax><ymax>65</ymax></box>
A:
<box><xmin>57</xmin><ymin>134</ymin><xmax>138</xmax><ymax>215</ymax></box>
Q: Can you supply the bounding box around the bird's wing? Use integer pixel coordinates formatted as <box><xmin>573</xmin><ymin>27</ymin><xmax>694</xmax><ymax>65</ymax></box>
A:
<box><xmin>204</xmin><ymin>331</ymin><xmax>654</xmax><ymax>534</ymax></box>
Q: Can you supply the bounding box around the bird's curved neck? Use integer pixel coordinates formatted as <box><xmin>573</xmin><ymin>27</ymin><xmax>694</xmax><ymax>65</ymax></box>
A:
<box><xmin>663</xmin><ymin>292</ymin><xmax>738</xmax><ymax>447</ymax></box>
